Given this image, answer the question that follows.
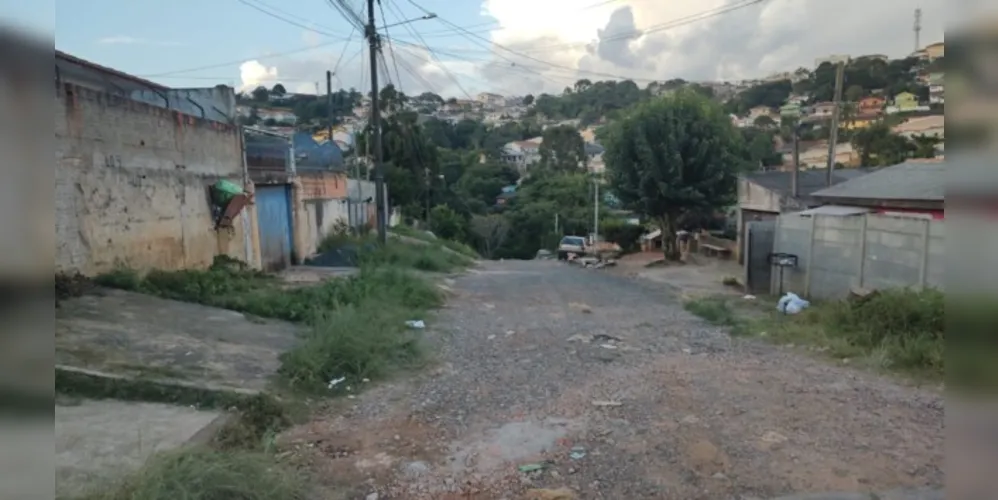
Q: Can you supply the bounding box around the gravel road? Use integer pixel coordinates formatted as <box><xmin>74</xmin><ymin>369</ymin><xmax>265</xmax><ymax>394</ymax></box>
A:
<box><xmin>281</xmin><ymin>260</ymin><xmax>944</xmax><ymax>500</ymax></box>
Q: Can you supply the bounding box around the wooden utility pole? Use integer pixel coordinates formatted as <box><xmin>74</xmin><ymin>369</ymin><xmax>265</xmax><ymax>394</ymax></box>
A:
<box><xmin>792</xmin><ymin>123</ymin><xmax>801</xmax><ymax>197</ymax></box>
<box><xmin>825</xmin><ymin>61</ymin><xmax>846</xmax><ymax>186</ymax></box>
<box><xmin>325</xmin><ymin>70</ymin><xmax>333</xmax><ymax>145</ymax></box>
<box><xmin>366</xmin><ymin>0</ymin><xmax>386</xmax><ymax>243</ymax></box>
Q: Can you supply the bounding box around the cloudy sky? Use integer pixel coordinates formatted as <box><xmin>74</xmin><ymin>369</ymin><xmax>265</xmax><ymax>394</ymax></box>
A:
<box><xmin>19</xmin><ymin>0</ymin><xmax>968</xmax><ymax>98</ymax></box>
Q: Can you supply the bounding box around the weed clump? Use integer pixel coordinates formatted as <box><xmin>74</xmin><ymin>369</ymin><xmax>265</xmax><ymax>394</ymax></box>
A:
<box><xmin>80</xmin><ymin>447</ymin><xmax>307</xmax><ymax>500</ymax></box>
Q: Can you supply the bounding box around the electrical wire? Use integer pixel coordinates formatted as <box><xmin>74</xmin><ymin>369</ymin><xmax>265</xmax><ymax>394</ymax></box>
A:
<box><xmin>383</xmin><ymin>0</ymin><xmax>474</xmax><ymax>99</ymax></box>
<box><xmin>140</xmin><ymin>40</ymin><xmax>344</xmax><ymax>77</ymax></box>
<box><xmin>378</xmin><ymin>0</ymin><xmax>406</xmax><ymax>91</ymax></box>
<box><xmin>237</xmin><ymin>0</ymin><xmax>351</xmax><ymax>38</ymax></box>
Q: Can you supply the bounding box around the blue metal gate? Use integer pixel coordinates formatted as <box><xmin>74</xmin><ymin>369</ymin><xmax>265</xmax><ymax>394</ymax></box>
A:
<box><xmin>255</xmin><ymin>184</ymin><xmax>293</xmax><ymax>270</ymax></box>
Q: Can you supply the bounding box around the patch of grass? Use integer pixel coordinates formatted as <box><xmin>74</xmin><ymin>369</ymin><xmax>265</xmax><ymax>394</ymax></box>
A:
<box><xmin>360</xmin><ymin>241</ymin><xmax>473</xmax><ymax>272</ymax></box>
<box><xmin>685</xmin><ymin>288</ymin><xmax>946</xmax><ymax>380</ymax></box>
<box><xmin>685</xmin><ymin>298</ymin><xmax>738</xmax><ymax>326</ymax></box>
<box><xmin>277</xmin><ymin>266</ymin><xmax>441</xmax><ymax>391</ymax></box>
<box><xmin>390</xmin><ymin>225</ymin><xmax>480</xmax><ymax>259</ymax></box>
<box><xmin>78</xmin><ymin>447</ymin><xmax>308</xmax><ymax>500</ymax></box>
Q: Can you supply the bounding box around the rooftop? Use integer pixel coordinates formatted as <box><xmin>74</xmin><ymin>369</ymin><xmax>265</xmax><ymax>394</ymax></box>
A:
<box><xmin>743</xmin><ymin>167</ymin><xmax>877</xmax><ymax>201</ymax></box>
<box><xmin>812</xmin><ymin>160</ymin><xmax>944</xmax><ymax>202</ymax></box>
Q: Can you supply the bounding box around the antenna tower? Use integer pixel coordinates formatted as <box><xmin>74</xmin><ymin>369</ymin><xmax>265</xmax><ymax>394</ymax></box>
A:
<box><xmin>914</xmin><ymin>8</ymin><xmax>922</xmax><ymax>52</ymax></box>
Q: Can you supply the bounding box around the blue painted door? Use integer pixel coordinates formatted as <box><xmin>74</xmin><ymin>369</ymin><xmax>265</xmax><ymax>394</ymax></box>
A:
<box><xmin>255</xmin><ymin>184</ymin><xmax>293</xmax><ymax>270</ymax></box>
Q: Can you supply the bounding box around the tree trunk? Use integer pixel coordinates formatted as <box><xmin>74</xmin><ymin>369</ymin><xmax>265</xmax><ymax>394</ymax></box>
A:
<box><xmin>659</xmin><ymin>215</ymin><xmax>680</xmax><ymax>261</ymax></box>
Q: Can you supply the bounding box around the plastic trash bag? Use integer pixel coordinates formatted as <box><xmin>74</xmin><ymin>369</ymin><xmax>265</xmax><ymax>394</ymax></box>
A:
<box><xmin>776</xmin><ymin>292</ymin><xmax>810</xmax><ymax>315</ymax></box>
<box><xmin>405</xmin><ymin>320</ymin><xmax>426</xmax><ymax>329</ymax></box>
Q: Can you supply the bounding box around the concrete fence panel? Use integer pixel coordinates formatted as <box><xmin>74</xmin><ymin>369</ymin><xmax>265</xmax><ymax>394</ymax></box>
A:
<box><xmin>774</xmin><ymin>212</ymin><xmax>944</xmax><ymax>299</ymax></box>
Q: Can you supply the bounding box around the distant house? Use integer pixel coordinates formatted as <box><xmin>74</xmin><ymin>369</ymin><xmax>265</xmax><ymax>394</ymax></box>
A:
<box><xmin>779</xmin><ymin>102</ymin><xmax>802</xmax><ymax>119</ymax></box>
<box><xmin>810</xmin><ymin>102</ymin><xmax>838</xmax><ymax>118</ymax></box>
<box><xmin>811</xmin><ymin>160</ymin><xmax>944</xmax><ymax>219</ymax></box>
<box><xmin>500</xmin><ymin>139</ymin><xmax>543</xmax><ymax>172</ymax></box>
<box><xmin>924</xmin><ymin>42</ymin><xmax>945</xmax><ymax>60</ymax></box>
<box><xmin>892</xmin><ymin>115</ymin><xmax>945</xmax><ymax>140</ymax></box>
<box><xmin>891</xmin><ymin>92</ymin><xmax>921</xmax><ymax>113</ymax></box>
<box><xmin>857</xmin><ymin>96</ymin><xmax>886</xmax><ymax>114</ymax></box>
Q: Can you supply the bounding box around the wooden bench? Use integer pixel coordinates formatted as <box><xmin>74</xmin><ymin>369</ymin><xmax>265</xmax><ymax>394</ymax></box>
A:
<box><xmin>700</xmin><ymin>243</ymin><xmax>732</xmax><ymax>258</ymax></box>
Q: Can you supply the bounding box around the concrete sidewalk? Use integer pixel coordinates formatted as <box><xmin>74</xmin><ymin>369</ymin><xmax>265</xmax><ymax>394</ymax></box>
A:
<box><xmin>55</xmin><ymin>287</ymin><xmax>301</xmax><ymax>498</ymax></box>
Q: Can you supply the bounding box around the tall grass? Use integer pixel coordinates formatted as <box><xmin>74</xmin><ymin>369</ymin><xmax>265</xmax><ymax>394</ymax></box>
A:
<box><xmin>79</xmin><ymin>447</ymin><xmax>308</xmax><ymax>500</ymax></box>
<box><xmin>685</xmin><ymin>288</ymin><xmax>945</xmax><ymax>378</ymax></box>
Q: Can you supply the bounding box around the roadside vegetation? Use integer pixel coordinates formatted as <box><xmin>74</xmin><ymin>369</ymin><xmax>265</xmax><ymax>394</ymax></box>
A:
<box><xmin>73</xmin><ymin>237</ymin><xmax>471</xmax><ymax>500</ymax></box>
<box><xmin>685</xmin><ymin>288</ymin><xmax>945</xmax><ymax>380</ymax></box>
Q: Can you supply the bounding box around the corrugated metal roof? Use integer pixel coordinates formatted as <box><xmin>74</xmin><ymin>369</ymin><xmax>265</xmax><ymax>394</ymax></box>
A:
<box><xmin>799</xmin><ymin>205</ymin><xmax>873</xmax><ymax>216</ymax></box>
<box><xmin>812</xmin><ymin>160</ymin><xmax>945</xmax><ymax>201</ymax></box>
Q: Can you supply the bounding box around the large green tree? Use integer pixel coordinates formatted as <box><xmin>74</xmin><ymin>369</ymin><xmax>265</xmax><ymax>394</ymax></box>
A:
<box><xmin>603</xmin><ymin>89</ymin><xmax>742</xmax><ymax>261</ymax></box>
<box><xmin>538</xmin><ymin>125</ymin><xmax>586</xmax><ymax>172</ymax></box>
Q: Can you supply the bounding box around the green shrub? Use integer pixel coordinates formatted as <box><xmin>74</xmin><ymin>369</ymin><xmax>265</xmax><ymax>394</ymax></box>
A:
<box><xmin>601</xmin><ymin>220</ymin><xmax>645</xmax><ymax>253</ymax></box>
<box><xmin>82</xmin><ymin>447</ymin><xmax>307</xmax><ymax>500</ymax></box>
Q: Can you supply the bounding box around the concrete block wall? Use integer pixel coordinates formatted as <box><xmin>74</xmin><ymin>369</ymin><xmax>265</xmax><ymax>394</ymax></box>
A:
<box><xmin>293</xmin><ymin>171</ymin><xmax>350</xmax><ymax>260</ymax></box>
<box><xmin>56</xmin><ymin>83</ymin><xmax>256</xmax><ymax>275</ymax></box>
<box><xmin>774</xmin><ymin>212</ymin><xmax>944</xmax><ymax>299</ymax></box>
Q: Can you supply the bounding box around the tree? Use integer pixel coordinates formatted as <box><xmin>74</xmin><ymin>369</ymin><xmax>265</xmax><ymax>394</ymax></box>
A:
<box><xmin>538</xmin><ymin>125</ymin><xmax>586</xmax><ymax>172</ymax></box>
<box><xmin>850</xmin><ymin>122</ymin><xmax>915</xmax><ymax>166</ymax></box>
<box><xmin>753</xmin><ymin>115</ymin><xmax>777</xmax><ymax>128</ymax></box>
<box><xmin>522</xmin><ymin>94</ymin><xmax>534</xmax><ymax>106</ymax></box>
<box><xmin>429</xmin><ymin>205</ymin><xmax>466</xmax><ymax>241</ymax></box>
<box><xmin>603</xmin><ymin>90</ymin><xmax>741</xmax><ymax>261</ymax></box>
<box><xmin>845</xmin><ymin>84</ymin><xmax>865</xmax><ymax>102</ymax></box>
<box><xmin>272</xmin><ymin>83</ymin><xmax>287</xmax><ymax>95</ymax></box>
<box><xmin>251</xmin><ymin>86</ymin><xmax>269</xmax><ymax>102</ymax></box>
<box><xmin>470</xmin><ymin>214</ymin><xmax>509</xmax><ymax>259</ymax></box>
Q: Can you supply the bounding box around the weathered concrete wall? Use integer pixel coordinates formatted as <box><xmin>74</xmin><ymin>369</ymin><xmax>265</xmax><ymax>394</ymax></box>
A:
<box><xmin>130</xmin><ymin>87</ymin><xmax>238</xmax><ymax>124</ymax></box>
<box><xmin>295</xmin><ymin>171</ymin><xmax>349</xmax><ymax>260</ymax></box>
<box><xmin>56</xmin><ymin>83</ymin><xmax>255</xmax><ymax>275</ymax></box>
<box><xmin>773</xmin><ymin>213</ymin><xmax>944</xmax><ymax>299</ymax></box>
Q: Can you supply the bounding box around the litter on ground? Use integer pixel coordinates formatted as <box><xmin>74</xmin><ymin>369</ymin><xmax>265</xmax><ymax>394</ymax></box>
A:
<box><xmin>405</xmin><ymin>320</ymin><xmax>426</xmax><ymax>329</ymax></box>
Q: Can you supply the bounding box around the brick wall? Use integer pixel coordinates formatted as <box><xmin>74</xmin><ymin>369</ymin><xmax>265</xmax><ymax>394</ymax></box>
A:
<box><xmin>55</xmin><ymin>83</ymin><xmax>254</xmax><ymax>275</ymax></box>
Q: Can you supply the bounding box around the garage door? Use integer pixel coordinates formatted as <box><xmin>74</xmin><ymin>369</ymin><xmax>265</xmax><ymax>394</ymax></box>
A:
<box><xmin>255</xmin><ymin>184</ymin><xmax>293</xmax><ymax>270</ymax></box>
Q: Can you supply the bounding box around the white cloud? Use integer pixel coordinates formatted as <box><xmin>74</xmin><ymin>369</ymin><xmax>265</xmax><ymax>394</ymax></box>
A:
<box><xmin>468</xmin><ymin>0</ymin><xmax>947</xmax><ymax>94</ymax></box>
<box><xmin>231</xmin><ymin>0</ymin><xmax>949</xmax><ymax>99</ymax></box>
<box><xmin>97</xmin><ymin>36</ymin><xmax>184</xmax><ymax>47</ymax></box>
<box><xmin>239</xmin><ymin>60</ymin><xmax>280</xmax><ymax>91</ymax></box>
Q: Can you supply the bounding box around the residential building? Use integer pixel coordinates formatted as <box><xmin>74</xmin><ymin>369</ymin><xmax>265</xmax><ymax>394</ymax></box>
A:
<box><xmin>584</xmin><ymin>142</ymin><xmax>605</xmax><ymax>173</ymax></box>
<box><xmin>894</xmin><ymin>91</ymin><xmax>918</xmax><ymax>109</ymax></box>
<box><xmin>500</xmin><ymin>138</ymin><xmax>543</xmax><ymax>172</ymax></box>
<box><xmin>924</xmin><ymin>42</ymin><xmax>945</xmax><ymax>60</ymax></box>
<box><xmin>786</xmin><ymin>94</ymin><xmax>809</xmax><ymax>106</ymax></box>
<box><xmin>814</xmin><ymin>54</ymin><xmax>851</xmax><ymax>68</ymax></box>
<box><xmin>798</xmin><ymin>141</ymin><xmax>857</xmax><ymax>168</ymax></box>
<box><xmin>892</xmin><ymin>115</ymin><xmax>945</xmax><ymax>140</ymax></box>
<box><xmin>476</xmin><ymin>92</ymin><xmax>506</xmax><ymax>108</ymax></box>
<box><xmin>857</xmin><ymin>95</ymin><xmax>886</xmax><ymax>114</ymax></box>
<box><xmin>856</xmin><ymin>54</ymin><xmax>889</xmax><ymax>63</ymax></box>
<box><xmin>779</xmin><ymin>102</ymin><xmax>802</xmax><ymax>119</ymax></box>
<box><xmin>810</xmin><ymin>102</ymin><xmax>838</xmax><ymax>118</ymax></box>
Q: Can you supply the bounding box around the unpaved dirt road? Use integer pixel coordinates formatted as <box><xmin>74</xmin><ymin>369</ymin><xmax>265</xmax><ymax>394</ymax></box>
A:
<box><xmin>281</xmin><ymin>260</ymin><xmax>944</xmax><ymax>500</ymax></box>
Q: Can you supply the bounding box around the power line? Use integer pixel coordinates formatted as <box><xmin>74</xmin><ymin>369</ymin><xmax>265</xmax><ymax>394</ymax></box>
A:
<box><xmin>237</xmin><ymin>0</ymin><xmax>350</xmax><ymax>38</ymax></box>
<box><xmin>140</xmin><ymin>40</ymin><xmax>343</xmax><ymax>77</ymax></box>
<box><xmin>383</xmin><ymin>0</ymin><xmax>474</xmax><ymax>99</ymax></box>
<box><xmin>378</xmin><ymin>0</ymin><xmax>405</xmax><ymax>91</ymax></box>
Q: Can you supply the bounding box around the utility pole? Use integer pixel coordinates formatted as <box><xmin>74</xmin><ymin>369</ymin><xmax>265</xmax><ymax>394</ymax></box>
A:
<box><xmin>554</xmin><ymin>213</ymin><xmax>559</xmax><ymax>236</ymax></box>
<box><xmin>366</xmin><ymin>0</ymin><xmax>387</xmax><ymax>244</ymax></box>
<box><xmin>325</xmin><ymin>70</ymin><xmax>333</xmax><ymax>145</ymax></box>
<box><xmin>792</xmin><ymin>122</ymin><xmax>801</xmax><ymax>198</ymax></box>
<box><xmin>825</xmin><ymin>61</ymin><xmax>845</xmax><ymax>186</ymax></box>
<box><xmin>593</xmin><ymin>177</ymin><xmax>600</xmax><ymax>243</ymax></box>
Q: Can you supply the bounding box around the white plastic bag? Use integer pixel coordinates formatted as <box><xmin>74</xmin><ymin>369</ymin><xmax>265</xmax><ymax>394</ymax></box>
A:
<box><xmin>776</xmin><ymin>292</ymin><xmax>810</xmax><ymax>315</ymax></box>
